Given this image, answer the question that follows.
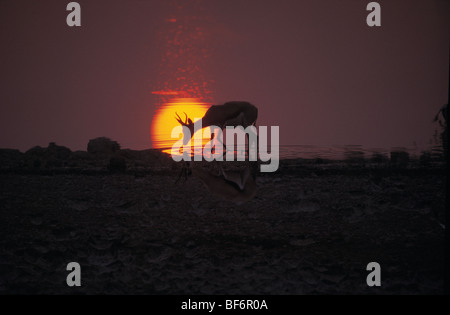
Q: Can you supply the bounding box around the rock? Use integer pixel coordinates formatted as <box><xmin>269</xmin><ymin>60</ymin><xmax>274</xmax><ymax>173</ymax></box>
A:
<box><xmin>112</xmin><ymin>148</ymin><xmax>174</xmax><ymax>170</ymax></box>
<box><xmin>47</xmin><ymin>142</ymin><xmax>71</xmax><ymax>160</ymax></box>
<box><xmin>25</xmin><ymin>143</ymin><xmax>71</xmax><ymax>159</ymax></box>
<box><xmin>46</xmin><ymin>143</ymin><xmax>71</xmax><ymax>168</ymax></box>
<box><xmin>24</xmin><ymin>143</ymin><xmax>72</xmax><ymax>168</ymax></box>
<box><xmin>68</xmin><ymin>150</ymin><xmax>91</xmax><ymax>168</ymax></box>
<box><xmin>33</xmin><ymin>159</ymin><xmax>41</xmax><ymax>168</ymax></box>
<box><xmin>72</xmin><ymin>150</ymin><xmax>89</xmax><ymax>159</ymax></box>
<box><xmin>87</xmin><ymin>137</ymin><xmax>120</xmax><ymax>156</ymax></box>
<box><xmin>0</xmin><ymin>149</ymin><xmax>24</xmax><ymax>169</ymax></box>
<box><xmin>25</xmin><ymin>146</ymin><xmax>46</xmax><ymax>157</ymax></box>
<box><xmin>108</xmin><ymin>156</ymin><xmax>127</xmax><ymax>172</ymax></box>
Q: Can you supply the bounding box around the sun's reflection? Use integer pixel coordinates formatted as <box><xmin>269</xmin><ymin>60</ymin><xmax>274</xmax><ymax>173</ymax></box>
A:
<box><xmin>151</xmin><ymin>0</ymin><xmax>214</xmax><ymax>152</ymax></box>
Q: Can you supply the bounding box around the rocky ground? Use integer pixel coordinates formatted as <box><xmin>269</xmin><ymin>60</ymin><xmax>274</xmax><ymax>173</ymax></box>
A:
<box><xmin>0</xmin><ymin>145</ymin><xmax>445</xmax><ymax>294</ymax></box>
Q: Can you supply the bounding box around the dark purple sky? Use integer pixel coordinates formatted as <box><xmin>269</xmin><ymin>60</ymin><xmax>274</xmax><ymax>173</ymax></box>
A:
<box><xmin>0</xmin><ymin>0</ymin><xmax>448</xmax><ymax>151</ymax></box>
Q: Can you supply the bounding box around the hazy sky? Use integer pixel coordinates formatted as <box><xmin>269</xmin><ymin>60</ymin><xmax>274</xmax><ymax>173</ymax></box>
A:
<box><xmin>0</xmin><ymin>0</ymin><xmax>448</xmax><ymax>151</ymax></box>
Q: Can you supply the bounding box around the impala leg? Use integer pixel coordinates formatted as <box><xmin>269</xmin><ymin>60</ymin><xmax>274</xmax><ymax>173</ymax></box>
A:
<box><xmin>175</xmin><ymin>162</ymin><xmax>190</xmax><ymax>183</ymax></box>
<box><xmin>175</xmin><ymin>167</ymin><xmax>185</xmax><ymax>184</ymax></box>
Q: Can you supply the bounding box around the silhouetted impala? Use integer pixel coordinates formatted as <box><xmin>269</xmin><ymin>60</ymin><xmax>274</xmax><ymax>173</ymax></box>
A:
<box><xmin>175</xmin><ymin>101</ymin><xmax>258</xmax><ymax>145</ymax></box>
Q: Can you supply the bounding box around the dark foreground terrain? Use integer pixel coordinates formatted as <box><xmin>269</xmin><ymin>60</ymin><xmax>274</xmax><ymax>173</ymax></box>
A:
<box><xmin>0</xmin><ymin>151</ymin><xmax>445</xmax><ymax>294</ymax></box>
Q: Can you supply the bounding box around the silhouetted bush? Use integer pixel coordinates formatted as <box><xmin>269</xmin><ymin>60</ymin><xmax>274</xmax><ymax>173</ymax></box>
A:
<box><xmin>24</xmin><ymin>143</ymin><xmax>71</xmax><ymax>169</ymax></box>
<box><xmin>371</xmin><ymin>152</ymin><xmax>389</xmax><ymax>164</ymax></box>
<box><xmin>0</xmin><ymin>149</ymin><xmax>23</xmax><ymax>169</ymax></box>
<box><xmin>344</xmin><ymin>150</ymin><xmax>365</xmax><ymax>165</ymax></box>
<box><xmin>25</xmin><ymin>146</ymin><xmax>46</xmax><ymax>157</ymax></box>
<box><xmin>314</xmin><ymin>158</ymin><xmax>324</xmax><ymax>164</ymax></box>
<box><xmin>47</xmin><ymin>142</ymin><xmax>71</xmax><ymax>160</ymax></box>
<box><xmin>108</xmin><ymin>156</ymin><xmax>127</xmax><ymax>172</ymax></box>
<box><xmin>419</xmin><ymin>151</ymin><xmax>432</xmax><ymax>167</ymax></box>
<box><xmin>87</xmin><ymin>137</ymin><xmax>120</xmax><ymax>156</ymax></box>
<box><xmin>390</xmin><ymin>151</ymin><xmax>409</xmax><ymax>168</ymax></box>
<box><xmin>32</xmin><ymin>159</ymin><xmax>41</xmax><ymax>168</ymax></box>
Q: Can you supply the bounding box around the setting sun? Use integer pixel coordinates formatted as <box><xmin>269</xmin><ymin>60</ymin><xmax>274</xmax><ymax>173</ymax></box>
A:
<box><xmin>151</xmin><ymin>98</ymin><xmax>210</xmax><ymax>153</ymax></box>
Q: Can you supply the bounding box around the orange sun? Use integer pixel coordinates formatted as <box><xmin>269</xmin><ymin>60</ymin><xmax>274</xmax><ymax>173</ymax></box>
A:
<box><xmin>151</xmin><ymin>98</ymin><xmax>210</xmax><ymax>153</ymax></box>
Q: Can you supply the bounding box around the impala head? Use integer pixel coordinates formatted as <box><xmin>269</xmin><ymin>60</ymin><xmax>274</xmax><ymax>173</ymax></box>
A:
<box><xmin>175</xmin><ymin>112</ymin><xmax>195</xmax><ymax>145</ymax></box>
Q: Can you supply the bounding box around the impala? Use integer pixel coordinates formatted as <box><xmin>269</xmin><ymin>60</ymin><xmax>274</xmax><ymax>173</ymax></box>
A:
<box><xmin>175</xmin><ymin>101</ymin><xmax>258</xmax><ymax>145</ymax></box>
<box><xmin>174</xmin><ymin>101</ymin><xmax>279</xmax><ymax>172</ymax></box>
